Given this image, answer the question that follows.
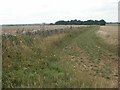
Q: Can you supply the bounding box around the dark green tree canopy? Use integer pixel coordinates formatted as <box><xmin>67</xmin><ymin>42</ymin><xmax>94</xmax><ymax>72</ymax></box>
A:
<box><xmin>54</xmin><ymin>19</ymin><xmax>106</xmax><ymax>25</ymax></box>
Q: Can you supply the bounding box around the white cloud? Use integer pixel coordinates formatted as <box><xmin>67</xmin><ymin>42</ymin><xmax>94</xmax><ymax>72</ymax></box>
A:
<box><xmin>0</xmin><ymin>0</ymin><xmax>119</xmax><ymax>24</ymax></box>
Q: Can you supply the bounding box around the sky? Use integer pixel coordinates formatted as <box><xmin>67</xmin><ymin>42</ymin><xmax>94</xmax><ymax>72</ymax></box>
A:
<box><xmin>0</xmin><ymin>0</ymin><xmax>119</xmax><ymax>24</ymax></box>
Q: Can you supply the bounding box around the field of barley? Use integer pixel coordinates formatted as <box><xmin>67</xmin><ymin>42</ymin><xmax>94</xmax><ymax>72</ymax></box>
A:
<box><xmin>2</xmin><ymin>25</ymin><xmax>118</xmax><ymax>88</ymax></box>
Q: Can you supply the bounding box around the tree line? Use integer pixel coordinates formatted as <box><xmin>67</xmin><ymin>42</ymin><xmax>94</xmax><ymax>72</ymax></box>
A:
<box><xmin>53</xmin><ymin>19</ymin><xmax>106</xmax><ymax>25</ymax></box>
<box><xmin>2</xmin><ymin>19</ymin><xmax>106</xmax><ymax>26</ymax></box>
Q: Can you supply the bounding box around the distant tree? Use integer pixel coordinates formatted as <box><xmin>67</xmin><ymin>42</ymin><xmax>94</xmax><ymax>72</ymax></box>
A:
<box><xmin>95</xmin><ymin>20</ymin><xmax>100</xmax><ymax>25</ymax></box>
<box><xmin>49</xmin><ymin>23</ymin><xmax>54</xmax><ymax>25</ymax></box>
<box><xmin>99</xmin><ymin>20</ymin><xmax>106</xmax><ymax>25</ymax></box>
<box><xmin>55</xmin><ymin>20</ymin><xmax>67</xmax><ymax>25</ymax></box>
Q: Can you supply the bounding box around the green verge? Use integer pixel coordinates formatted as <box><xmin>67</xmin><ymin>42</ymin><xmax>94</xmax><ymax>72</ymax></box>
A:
<box><xmin>2</xmin><ymin>26</ymin><xmax>117</xmax><ymax>88</ymax></box>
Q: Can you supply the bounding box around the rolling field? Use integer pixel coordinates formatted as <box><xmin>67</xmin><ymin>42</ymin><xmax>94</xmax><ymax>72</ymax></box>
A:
<box><xmin>2</xmin><ymin>26</ymin><xmax>118</xmax><ymax>88</ymax></box>
<box><xmin>2</xmin><ymin>25</ymin><xmax>87</xmax><ymax>35</ymax></box>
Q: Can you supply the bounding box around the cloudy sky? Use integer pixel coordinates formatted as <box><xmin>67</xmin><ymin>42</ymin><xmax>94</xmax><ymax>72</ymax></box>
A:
<box><xmin>0</xmin><ymin>0</ymin><xmax>119</xmax><ymax>24</ymax></box>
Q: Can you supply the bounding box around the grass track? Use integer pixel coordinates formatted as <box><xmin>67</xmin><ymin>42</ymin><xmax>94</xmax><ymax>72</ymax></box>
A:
<box><xmin>2</xmin><ymin>26</ymin><xmax>118</xmax><ymax>88</ymax></box>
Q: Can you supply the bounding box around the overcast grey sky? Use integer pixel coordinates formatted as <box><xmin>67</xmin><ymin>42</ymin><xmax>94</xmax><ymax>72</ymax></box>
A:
<box><xmin>0</xmin><ymin>0</ymin><xmax>119</xmax><ymax>24</ymax></box>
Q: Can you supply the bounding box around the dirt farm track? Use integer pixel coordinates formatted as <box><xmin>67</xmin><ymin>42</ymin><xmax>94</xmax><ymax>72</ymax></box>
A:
<box><xmin>2</xmin><ymin>25</ymin><xmax>119</xmax><ymax>88</ymax></box>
